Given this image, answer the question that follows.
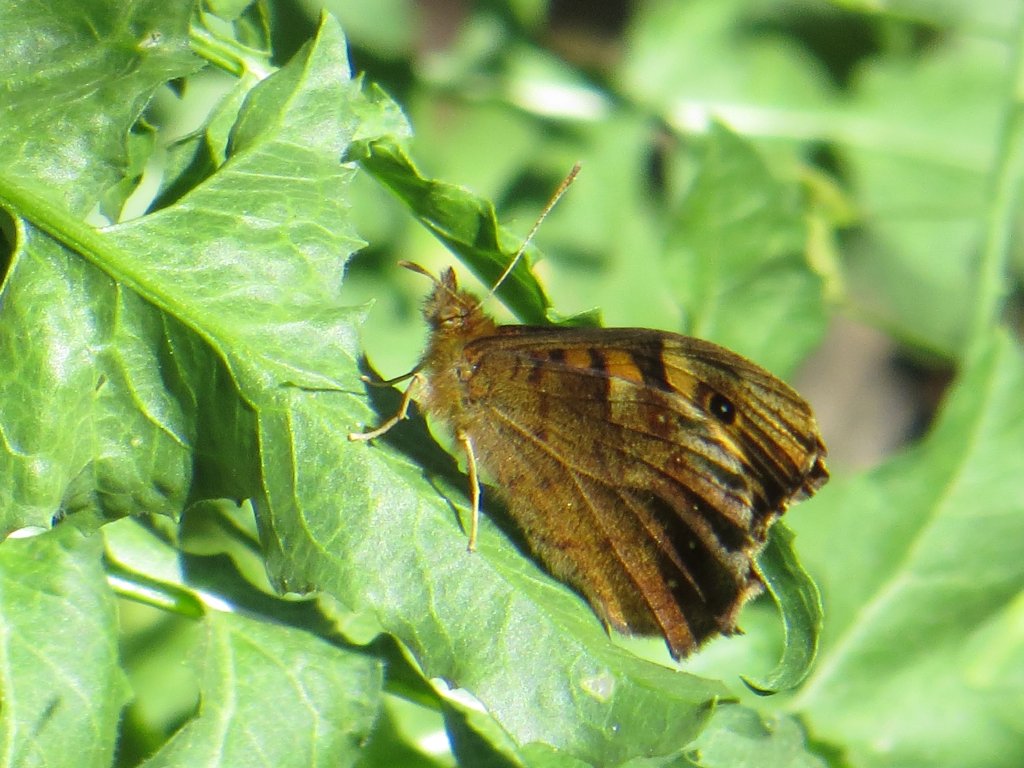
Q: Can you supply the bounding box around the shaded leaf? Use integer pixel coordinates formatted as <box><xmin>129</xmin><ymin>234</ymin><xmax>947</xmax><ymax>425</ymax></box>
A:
<box><xmin>140</xmin><ymin>611</ymin><xmax>382</xmax><ymax>768</ymax></box>
<box><xmin>0</xmin><ymin>527</ymin><xmax>129</xmax><ymax>767</ymax></box>
<box><xmin>689</xmin><ymin>705</ymin><xmax>826</xmax><ymax>768</ymax></box>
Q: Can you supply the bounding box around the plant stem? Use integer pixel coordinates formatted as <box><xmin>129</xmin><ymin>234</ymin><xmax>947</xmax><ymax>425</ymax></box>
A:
<box><xmin>106</xmin><ymin>556</ymin><xmax>205</xmax><ymax>618</ymax></box>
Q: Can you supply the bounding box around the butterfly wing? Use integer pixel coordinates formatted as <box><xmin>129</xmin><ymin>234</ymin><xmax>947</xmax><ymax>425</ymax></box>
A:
<box><xmin>446</xmin><ymin>326</ymin><xmax>827</xmax><ymax>658</ymax></box>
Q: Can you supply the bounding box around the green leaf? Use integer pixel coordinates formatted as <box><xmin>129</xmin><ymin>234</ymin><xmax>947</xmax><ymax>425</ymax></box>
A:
<box><xmin>0</xmin><ymin>15</ymin><xmax>372</xmax><ymax>532</ymax></box>
<box><xmin>618</xmin><ymin>0</ymin><xmax>834</xmax><ymax>137</ymax></box>
<box><xmin>615</xmin><ymin>0</ymin><xmax>1015</xmax><ymax>359</ymax></box>
<box><xmin>328</xmin><ymin>0</ymin><xmax>419</xmax><ymax>59</ymax></box>
<box><xmin>360</xmin><ymin>138</ymin><xmax>554</xmax><ymax>325</ymax></box>
<box><xmin>259</xmin><ymin>390</ymin><xmax>728</xmax><ymax>766</ymax></box>
<box><xmin>0</xmin><ymin>228</ymin><xmax>198</xmax><ymax>532</ymax></box>
<box><xmin>100</xmin><ymin>121</ymin><xmax>157</xmax><ymax>221</ymax></box>
<box><xmin>139</xmin><ymin>611</ymin><xmax>382</xmax><ymax>768</ymax></box>
<box><xmin>792</xmin><ymin>334</ymin><xmax>1024</xmax><ymax>767</ymax></box>
<box><xmin>834</xmin><ymin>0</ymin><xmax>1020</xmax><ymax>39</ymax></box>
<box><xmin>664</xmin><ymin>122</ymin><xmax>827</xmax><ymax>378</ymax></box>
<box><xmin>840</xmin><ymin>35</ymin><xmax>1008</xmax><ymax>355</ymax></box>
<box><xmin>105</xmin><ymin>514</ymin><xmax>390</xmax><ymax>765</ymax></box>
<box><xmin>152</xmin><ymin>72</ymin><xmax>259</xmax><ymax>211</ymax></box>
<box><xmin>743</xmin><ymin>524</ymin><xmax>823</xmax><ymax>695</ymax></box>
<box><xmin>0</xmin><ymin>526</ymin><xmax>130</xmax><ymax>768</ymax></box>
<box><xmin>688</xmin><ymin>705</ymin><xmax>826</xmax><ymax>768</ymax></box>
<box><xmin>109</xmin><ymin>17</ymin><xmax>372</xmax><ymax>396</ymax></box>
<box><xmin>0</xmin><ymin>0</ymin><xmax>201</xmax><ymax>215</ymax></box>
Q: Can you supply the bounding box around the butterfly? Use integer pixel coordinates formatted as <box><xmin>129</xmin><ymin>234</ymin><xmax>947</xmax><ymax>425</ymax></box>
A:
<box><xmin>348</xmin><ymin>259</ymin><xmax>828</xmax><ymax>659</ymax></box>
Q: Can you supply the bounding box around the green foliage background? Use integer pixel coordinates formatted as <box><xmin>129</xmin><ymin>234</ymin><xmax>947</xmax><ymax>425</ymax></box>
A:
<box><xmin>0</xmin><ymin>1</ymin><xmax>1022</xmax><ymax>766</ymax></box>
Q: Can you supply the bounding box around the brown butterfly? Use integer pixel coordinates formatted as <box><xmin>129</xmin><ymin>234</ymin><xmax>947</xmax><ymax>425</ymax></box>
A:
<box><xmin>349</xmin><ymin>175</ymin><xmax>828</xmax><ymax>659</ymax></box>
<box><xmin>350</xmin><ymin>262</ymin><xmax>827</xmax><ymax>658</ymax></box>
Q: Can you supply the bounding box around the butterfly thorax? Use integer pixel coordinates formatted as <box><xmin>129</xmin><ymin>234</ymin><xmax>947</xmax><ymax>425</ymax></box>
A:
<box><xmin>417</xmin><ymin>268</ymin><xmax>498</xmax><ymax>432</ymax></box>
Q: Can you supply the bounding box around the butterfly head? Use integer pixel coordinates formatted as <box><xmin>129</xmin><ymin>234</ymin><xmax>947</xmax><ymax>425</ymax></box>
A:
<box><xmin>400</xmin><ymin>261</ymin><xmax>497</xmax><ymax>341</ymax></box>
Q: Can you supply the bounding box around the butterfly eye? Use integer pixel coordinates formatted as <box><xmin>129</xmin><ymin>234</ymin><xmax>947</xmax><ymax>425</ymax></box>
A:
<box><xmin>436</xmin><ymin>306</ymin><xmax>465</xmax><ymax>327</ymax></box>
<box><xmin>708</xmin><ymin>392</ymin><xmax>736</xmax><ymax>425</ymax></box>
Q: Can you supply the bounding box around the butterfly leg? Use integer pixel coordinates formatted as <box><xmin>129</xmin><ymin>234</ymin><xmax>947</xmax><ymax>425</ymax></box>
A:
<box><xmin>458</xmin><ymin>431</ymin><xmax>481</xmax><ymax>552</ymax></box>
<box><xmin>347</xmin><ymin>374</ymin><xmax>423</xmax><ymax>442</ymax></box>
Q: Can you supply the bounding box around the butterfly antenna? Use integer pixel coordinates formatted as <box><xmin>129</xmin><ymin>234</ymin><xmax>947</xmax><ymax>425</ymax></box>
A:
<box><xmin>399</xmin><ymin>259</ymin><xmax>465</xmax><ymax>303</ymax></box>
<box><xmin>398</xmin><ymin>260</ymin><xmax>436</xmax><ymax>281</ymax></box>
<box><xmin>481</xmin><ymin>163</ymin><xmax>581</xmax><ymax>305</ymax></box>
